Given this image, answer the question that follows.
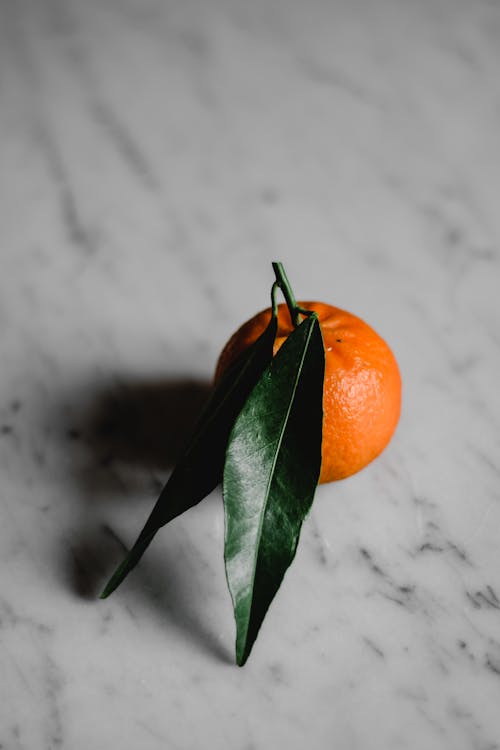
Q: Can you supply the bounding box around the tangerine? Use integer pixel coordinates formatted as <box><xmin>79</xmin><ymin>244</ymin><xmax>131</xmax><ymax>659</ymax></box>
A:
<box><xmin>215</xmin><ymin>301</ymin><xmax>401</xmax><ymax>483</ymax></box>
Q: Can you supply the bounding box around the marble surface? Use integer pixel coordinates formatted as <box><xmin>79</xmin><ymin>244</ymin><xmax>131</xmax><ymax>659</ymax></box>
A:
<box><xmin>1</xmin><ymin>0</ymin><xmax>500</xmax><ymax>747</ymax></box>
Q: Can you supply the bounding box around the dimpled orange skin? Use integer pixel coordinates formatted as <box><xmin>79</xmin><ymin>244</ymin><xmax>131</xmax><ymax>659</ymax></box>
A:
<box><xmin>215</xmin><ymin>301</ymin><xmax>402</xmax><ymax>484</ymax></box>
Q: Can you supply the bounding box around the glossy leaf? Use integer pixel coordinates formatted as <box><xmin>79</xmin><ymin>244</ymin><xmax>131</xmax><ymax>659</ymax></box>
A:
<box><xmin>100</xmin><ymin>312</ymin><xmax>278</xmax><ymax>599</ymax></box>
<box><xmin>223</xmin><ymin>313</ymin><xmax>325</xmax><ymax>665</ymax></box>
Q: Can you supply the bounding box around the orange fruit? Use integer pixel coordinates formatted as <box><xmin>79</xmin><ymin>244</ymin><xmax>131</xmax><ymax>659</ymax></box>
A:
<box><xmin>215</xmin><ymin>301</ymin><xmax>401</xmax><ymax>483</ymax></box>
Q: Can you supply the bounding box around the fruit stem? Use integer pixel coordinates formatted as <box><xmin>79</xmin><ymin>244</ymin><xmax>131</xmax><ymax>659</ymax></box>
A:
<box><xmin>272</xmin><ymin>261</ymin><xmax>308</xmax><ymax>327</ymax></box>
<box><xmin>270</xmin><ymin>281</ymin><xmax>280</xmax><ymax>318</ymax></box>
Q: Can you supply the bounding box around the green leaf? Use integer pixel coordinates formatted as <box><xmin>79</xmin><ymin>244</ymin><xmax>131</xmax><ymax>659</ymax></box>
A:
<box><xmin>223</xmin><ymin>313</ymin><xmax>325</xmax><ymax>666</ymax></box>
<box><xmin>100</xmin><ymin>312</ymin><xmax>278</xmax><ymax>599</ymax></box>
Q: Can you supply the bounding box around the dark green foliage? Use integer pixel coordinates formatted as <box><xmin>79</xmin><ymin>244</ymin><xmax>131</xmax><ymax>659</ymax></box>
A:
<box><xmin>100</xmin><ymin>312</ymin><xmax>278</xmax><ymax>599</ymax></box>
<box><xmin>223</xmin><ymin>314</ymin><xmax>325</xmax><ymax>665</ymax></box>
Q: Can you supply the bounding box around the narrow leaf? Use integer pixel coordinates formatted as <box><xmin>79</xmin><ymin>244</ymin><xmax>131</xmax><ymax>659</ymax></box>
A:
<box><xmin>100</xmin><ymin>312</ymin><xmax>278</xmax><ymax>599</ymax></box>
<box><xmin>223</xmin><ymin>314</ymin><xmax>325</xmax><ymax>665</ymax></box>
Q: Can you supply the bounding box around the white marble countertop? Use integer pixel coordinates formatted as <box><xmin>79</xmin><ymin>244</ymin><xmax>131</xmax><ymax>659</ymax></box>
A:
<box><xmin>1</xmin><ymin>0</ymin><xmax>500</xmax><ymax>748</ymax></box>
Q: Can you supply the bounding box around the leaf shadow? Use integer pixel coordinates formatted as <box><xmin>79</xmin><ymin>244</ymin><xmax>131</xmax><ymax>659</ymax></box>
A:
<box><xmin>73</xmin><ymin>377</ymin><xmax>212</xmax><ymax>501</ymax></box>
<box><xmin>67</xmin><ymin>521</ymin><xmax>233</xmax><ymax>664</ymax></box>
<box><xmin>136</xmin><ymin>541</ymin><xmax>233</xmax><ymax>664</ymax></box>
<box><xmin>60</xmin><ymin>375</ymin><xmax>233</xmax><ymax>663</ymax></box>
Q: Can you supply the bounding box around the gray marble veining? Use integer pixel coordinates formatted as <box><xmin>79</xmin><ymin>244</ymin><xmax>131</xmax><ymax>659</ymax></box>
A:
<box><xmin>1</xmin><ymin>0</ymin><xmax>500</xmax><ymax>748</ymax></box>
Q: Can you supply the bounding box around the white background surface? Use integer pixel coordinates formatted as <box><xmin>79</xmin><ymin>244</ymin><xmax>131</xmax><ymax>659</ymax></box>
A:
<box><xmin>1</xmin><ymin>1</ymin><xmax>500</xmax><ymax>748</ymax></box>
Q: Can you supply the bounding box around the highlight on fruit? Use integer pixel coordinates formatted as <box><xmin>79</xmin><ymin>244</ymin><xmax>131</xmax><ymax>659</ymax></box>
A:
<box><xmin>100</xmin><ymin>262</ymin><xmax>401</xmax><ymax>665</ymax></box>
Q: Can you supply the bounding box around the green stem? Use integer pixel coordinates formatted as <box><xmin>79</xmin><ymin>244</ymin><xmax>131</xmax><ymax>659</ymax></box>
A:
<box><xmin>270</xmin><ymin>281</ymin><xmax>280</xmax><ymax>318</ymax></box>
<box><xmin>272</xmin><ymin>262</ymin><xmax>307</xmax><ymax>327</ymax></box>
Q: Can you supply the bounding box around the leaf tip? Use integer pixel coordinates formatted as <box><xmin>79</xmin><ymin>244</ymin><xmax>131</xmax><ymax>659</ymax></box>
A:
<box><xmin>236</xmin><ymin>650</ymin><xmax>249</xmax><ymax>667</ymax></box>
<box><xmin>98</xmin><ymin>584</ymin><xmax>112</xmax><ymax>600</ymax></box>
<box><xmin>235</xmin><ymin>634</ymin><xmax>254</xmax><ymax>667</ymax></box>
<box><xmin>99</xmin><ymin>567</ymin><xmax>123</xmax><ymax>599</ymax></box>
